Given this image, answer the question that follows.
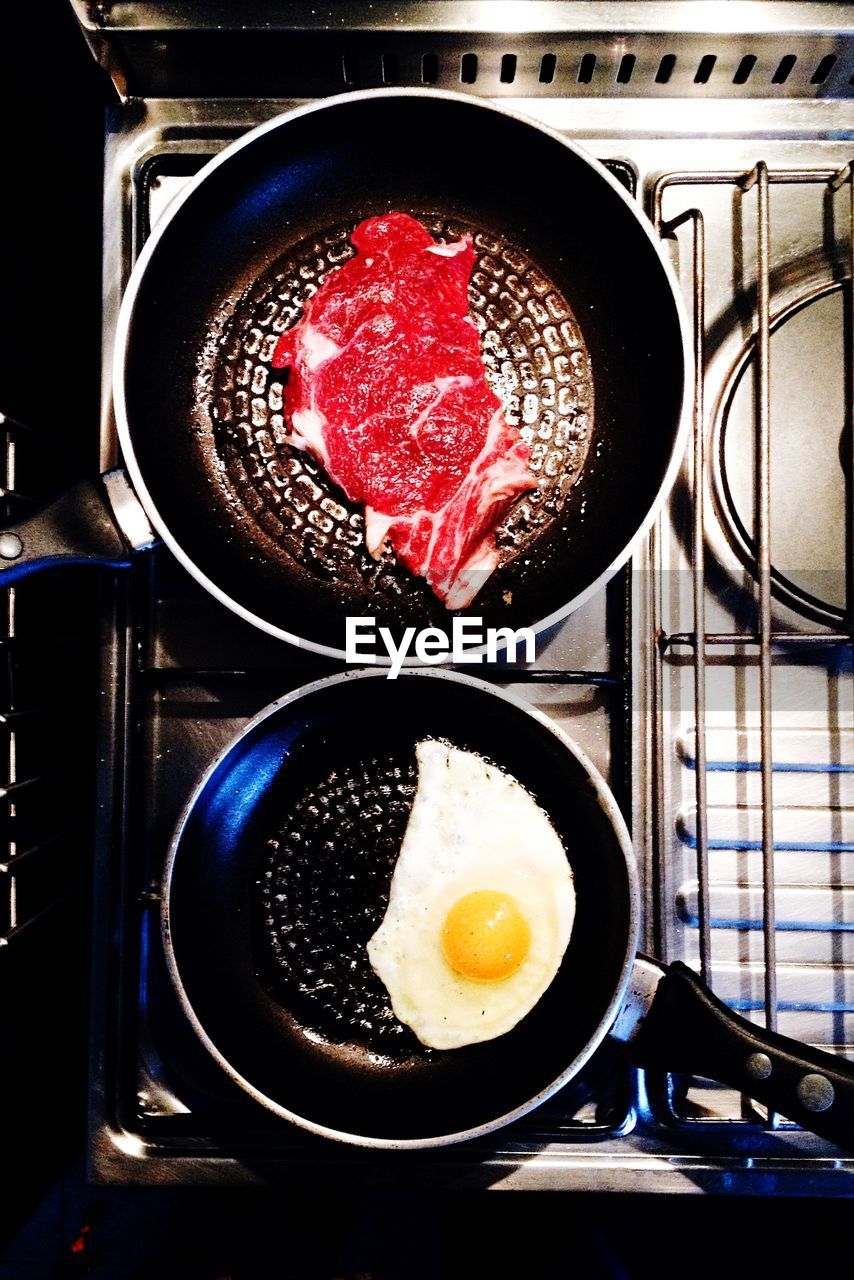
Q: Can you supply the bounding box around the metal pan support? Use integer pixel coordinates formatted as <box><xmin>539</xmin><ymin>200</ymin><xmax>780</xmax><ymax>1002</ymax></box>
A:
<box><xmin>652</xmin><ymin>161</ymin><xmax>854</xmax><ymax>1133</ymax></box>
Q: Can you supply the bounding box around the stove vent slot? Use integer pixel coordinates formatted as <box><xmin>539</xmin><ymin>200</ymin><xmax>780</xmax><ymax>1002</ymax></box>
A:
<box><xmin>578</xmin><ymin>53</ymin><xmax>597</xmax><ymax>85</ymax></box>
<box><xmin>812</xmin><ymin>54</ymin><xmax>837</xmax><ymax>85</ymax></box>
<box><xmin>500</xmin><ymin>53</ymin><xmax>517</xmax><ymax>85</ymax></box>
<box><xmin>772</xmin><ymin>55</ymin><xmax>797</xmax><ymax>85</ymax></box>
<box><xmin>538</xmin><ymin>53</ymin><xmax>556</xmax><ymax>85</ymax></box>
<box><xmin>694</xmin><ymin>54</ymin><xmax>716</xmax><ymax>85</ymax></box>
<box><xmin>421</xmin><ymin>52</ymin><xmax>439</xmax><ymax>85</ymax></box>
<box><xmin>733</xmin><ymin>54</ymin><xmax>758</xmax><ymax>85</ymax></box>
<box><xmin>381</xmin><ymin>52</ymin><xmax>399</xmax><ymax>86</ymax></box>
<box><xmin>340</xmin><ymin>53</ymin><xmax>358</xmax><ymax>87</ymax></box>
<box><xmin>616</xmin><ymin>54</ymin><xmax>636</xmax><ymax>85</ymax></box>
<box><xmin>460</xmin><ymin>52</ymin><xmax>478</xmax><ymax>85</ymax></box>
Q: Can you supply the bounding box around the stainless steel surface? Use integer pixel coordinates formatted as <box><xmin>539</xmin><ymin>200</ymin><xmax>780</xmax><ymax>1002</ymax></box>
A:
<box><xmin>102</xmin><ymin>469</ymin><xmax>156</xmax><ymax>552</ymax></box>
<box><xmin>82</xmin><ymin>0</ymin><xmax>854</xmax><ymax>1187</ymax></box>
<box><xmin>610</xmin><ymin>956</ymin><xmax>665</xmax><ymax>1044</ymax></box>
<box><xmin>72</xmin><ymin>2</ymin><xmax>854</xmax><ymax>32</ymax></box>
<box><xmin>91</xmin><ymin>101</ymin><xmax>854</xmax><ymax>1188</ymax></box>
<box><xmin>71</xmin><ymin>3</ymin><xmax>854</xmax><ymax>102</ymax></box>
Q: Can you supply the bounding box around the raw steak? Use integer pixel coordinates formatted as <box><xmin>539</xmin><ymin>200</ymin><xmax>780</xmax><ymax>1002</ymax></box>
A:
<box><xmin>271</xmin><ymin>212</ymin><xmax>535</xmax><ymax>609</ymax></box>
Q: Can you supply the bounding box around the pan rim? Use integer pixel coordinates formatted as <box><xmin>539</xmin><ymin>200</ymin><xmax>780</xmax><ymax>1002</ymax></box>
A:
<box><xmin>160</xmin><ymin>666</ymin><xmax>640</xmax><ymax>1149</ymax></box>
<box><xmin>112</xmin><ymin>87</ymin><xmax>692</xmax><ymax>663</ymax></box>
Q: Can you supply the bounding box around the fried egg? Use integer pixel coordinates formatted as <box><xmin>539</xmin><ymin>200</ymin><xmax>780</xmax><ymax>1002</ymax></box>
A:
<box><xmin>366</xmin><ymin>740</ymin><xmax>575</xmax><ymax>1050</ymax></box>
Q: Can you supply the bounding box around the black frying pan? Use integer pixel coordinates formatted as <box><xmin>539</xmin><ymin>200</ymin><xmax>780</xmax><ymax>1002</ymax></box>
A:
<box><xmin>0</xmin><ymin>91</ymin><xmax>689</xmax><ymax>658</ymax></box>
<box><xmin>163</xmin><ymin>670</ymin><xmax>854</xmax><ymax>1150</ymax></box>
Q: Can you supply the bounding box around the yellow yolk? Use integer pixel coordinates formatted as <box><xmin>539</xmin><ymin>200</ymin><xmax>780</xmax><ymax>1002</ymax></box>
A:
<box><xmin>441</xmin><ymin>890</ymin><xmax>531</xmax><ymax>982</ymax></box>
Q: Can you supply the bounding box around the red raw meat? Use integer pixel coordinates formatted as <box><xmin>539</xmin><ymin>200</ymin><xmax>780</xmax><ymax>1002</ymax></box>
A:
<box><xmin>271</xmin><ymin>212</ymin><xmax>535</xmax><ymax>609</ymax></box>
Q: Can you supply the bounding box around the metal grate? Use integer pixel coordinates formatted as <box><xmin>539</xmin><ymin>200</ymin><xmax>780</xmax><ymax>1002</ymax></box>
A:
<box><xmin>652</xmin><ymin>163</ymin><xmax>854</xmax><ymax>1130</ymax></box>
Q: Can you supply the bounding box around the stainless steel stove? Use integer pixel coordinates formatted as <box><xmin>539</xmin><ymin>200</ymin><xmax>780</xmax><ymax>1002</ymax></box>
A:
<box><xmin>75</xmin><ymin>2</ymin><xmax>854</xmax><ymax>1191</ymax></box>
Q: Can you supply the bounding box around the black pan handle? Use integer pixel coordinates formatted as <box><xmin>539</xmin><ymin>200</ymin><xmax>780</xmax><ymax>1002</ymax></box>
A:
<box><xmin>632</xmin><ymin>960</ymin><xmax>854</xmax><ymax>1148</ymax></box>
<box><xmin>0</xmin><ymin>471</ymin><xmax>155</xmax><ymax>583</ymax></box>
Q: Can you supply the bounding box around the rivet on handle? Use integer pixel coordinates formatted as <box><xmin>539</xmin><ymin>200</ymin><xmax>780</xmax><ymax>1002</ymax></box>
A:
<box><xmin>0</xmin><ymin>533</ymin><xmax>23</xmax><ymax>561</ymax></box>
<box><xmin>746</xmin><ymin>1052</ymin><xmax>773</xmax><ymax>1081</ymax></box>
<box><xmin>797</xmin><ymin>1073</ymin><xmax>835</xmax><ymax>1113</ymax></box>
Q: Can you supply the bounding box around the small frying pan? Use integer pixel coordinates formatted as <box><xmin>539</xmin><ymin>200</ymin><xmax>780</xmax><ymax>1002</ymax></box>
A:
<box><xmin>0</xmin><ymin>90</ymin><xmax>689</xmax><ymax>659</ymax></box>
<box><xmin>163</xmin><ymin>670</ymin><xmax>854</xmax><ymax>1150</ymax></box>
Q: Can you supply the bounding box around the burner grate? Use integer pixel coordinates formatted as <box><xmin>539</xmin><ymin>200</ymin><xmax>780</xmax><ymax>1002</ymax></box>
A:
<box><xmin>651</xmin><ymin>162</ymin><xmax>854</xmax><ymax>1131</ymax></box>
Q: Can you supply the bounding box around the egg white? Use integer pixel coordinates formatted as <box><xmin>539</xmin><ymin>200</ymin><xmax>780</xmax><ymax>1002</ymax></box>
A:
<box><xmin>366</xmin><ymin>739</ymin><xmax>575</xmax><ymax>1050</ymax></box>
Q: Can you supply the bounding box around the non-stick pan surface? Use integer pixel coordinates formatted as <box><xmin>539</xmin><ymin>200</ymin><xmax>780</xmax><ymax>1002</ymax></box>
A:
<box><xmin>162</xmin><ymin>670</ymin><xmax>637</xmax><ymax>1146</ymax></box>
<box><xmin>118</xmin><ymin>90</ymin><xmax>688</xmax><ymax>657</ymax></box>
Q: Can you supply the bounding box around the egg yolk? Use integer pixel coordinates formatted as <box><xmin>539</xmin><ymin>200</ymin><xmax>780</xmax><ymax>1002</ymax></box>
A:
<box><xmin>441</xmin><ymin>890</ymin><xmax>531</xmax><ymax>982</ymax></box>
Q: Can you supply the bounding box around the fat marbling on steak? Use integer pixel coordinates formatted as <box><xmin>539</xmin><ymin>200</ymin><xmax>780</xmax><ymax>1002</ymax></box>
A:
<box><xmin>271</xmin><ymin>212</ymin><xmax>535</xmax><ymax>609</ymax></box>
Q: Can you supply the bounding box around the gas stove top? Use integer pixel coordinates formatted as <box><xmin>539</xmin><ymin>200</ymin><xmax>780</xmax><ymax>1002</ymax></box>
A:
<box><xmin>81</xmin><ymin>4</ymin><xmax>854</xmax><ymax>1191</ymax></box>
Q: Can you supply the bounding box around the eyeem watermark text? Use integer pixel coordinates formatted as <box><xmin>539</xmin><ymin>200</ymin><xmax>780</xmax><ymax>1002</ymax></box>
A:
<box><xmin>346</xmin><ymin>616</ymin><xmax>536</xmax><ymax>679</ymax></box>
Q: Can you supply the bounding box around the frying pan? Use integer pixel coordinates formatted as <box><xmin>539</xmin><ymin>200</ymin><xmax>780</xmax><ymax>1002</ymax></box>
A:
<box><xmin>164</xmin><ymin>669</ymin><xmax>854</xmax><ymax>1150</ymax></box>
<box><xmin>0</xmin><ymin>91</ymin><xmax>689</xmax><ymax>658</ymax></box>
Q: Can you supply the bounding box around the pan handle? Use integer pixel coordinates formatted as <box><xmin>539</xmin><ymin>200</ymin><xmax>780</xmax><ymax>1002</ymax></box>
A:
<box><xmin>631</xmin><ymin>960</ymin><xmax>854</xmax><ymax>1149</ymax></box>
<box><xmin>0</xmin><ymin>471</ymin><xmax>156</xmax><ymax>583</ymax></box>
